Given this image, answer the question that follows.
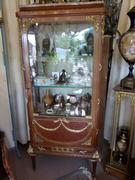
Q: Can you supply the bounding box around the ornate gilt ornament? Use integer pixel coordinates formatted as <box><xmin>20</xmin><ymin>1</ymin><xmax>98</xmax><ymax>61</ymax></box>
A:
<box><xmin>86</xmin><ymin>16</ymin><xmax>100</xmax><ymax>32</ymax></box>
<box><xmin>18</xmin><ymin>18</ymin><xmax>37</xmax><ymax>32</ymax></box>
<box><xmin>51</xmin><ymin>146</ymin><xmax>74</xmax><ymax>153</ymax></box>
<box><xmin>101</xmin><ymin>15</ymin><xmax>105</xmax><ymax>34</ymax></box>
<box><xmin>86</xmin><ymin>15</ymin><xmax>104</xmax><ymax>33</ymax></box>
<box><xmin>99</xmin><ymin>64</ymin><xmax>102</xmax><ymax>72</ymax></box>
<box><xmin>33</xmin><ymin>120</ymin><xmax>61</xmax><ymax>131</ymax></box>
<box><xmin>91</xmin><ymin>151</ymin><xmax>100</xmax><ymax>160</ymax></box>
<box><xmin>27</xmin><ymin>144</ymin><xmax>34</xmax><ymax>154</ymax></box>
<box><xmin>79</xmin><ymin>150</ymin><xmax>87</xmax><ymax>155</ymax></box>
<box><xmin>37</xmin><ymin>147</ymin><xmax>47</xmax><ymax>151</ymax></box>
<box><xmin>81</xmin><ymin>137</ymin><xmax>92</xmax><ymax>146</ymax></box>
<box><xmin>33</xmin><ymin>125</ymin><xmax>92</xmax><ymax>145</ymax></box>
<box><xmin>54</xmin><ymin>118</ymin><xmax>69</xmax><ymax>124</ymax></box>
<box><xmin>97</xmin><ymin>98</ymin><xmax>100</xmax><ymax>106</ymax></box>
<box><xmin>33</xmin><ymin>119</ymin><xmax>92</xmax><ymax>133</ymax></box>
<box><xmin>96</xmin><ymin>128</ymin><xmax>99</xmax><ymax>135</ymax></box>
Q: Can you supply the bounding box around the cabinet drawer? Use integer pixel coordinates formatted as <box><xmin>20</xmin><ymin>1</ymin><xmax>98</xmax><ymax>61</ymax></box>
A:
<box><xmin>32</xmin><ymin>116</ymin><xmax>94</xmax><ymax>147</ymax></box>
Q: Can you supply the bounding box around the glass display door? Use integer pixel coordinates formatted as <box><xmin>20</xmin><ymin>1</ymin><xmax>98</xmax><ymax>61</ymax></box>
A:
<box><xmin>28</xmin><ymin>23</ymin><xmax>94</xmax><ymax>117</ymax></box>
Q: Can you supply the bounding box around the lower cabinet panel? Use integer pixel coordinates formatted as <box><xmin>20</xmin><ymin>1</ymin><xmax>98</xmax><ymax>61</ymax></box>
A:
<box><xmin>31</xmin><ymin>116</ymin><xmax>96</xmax><ymax>157</ymax></box>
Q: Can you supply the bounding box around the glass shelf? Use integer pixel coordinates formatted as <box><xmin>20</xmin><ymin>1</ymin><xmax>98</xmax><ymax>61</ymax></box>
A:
<box><xmin>33</xmin><ymin>84</ymin><xmax>91</xmax><ymax>89</ymax></box>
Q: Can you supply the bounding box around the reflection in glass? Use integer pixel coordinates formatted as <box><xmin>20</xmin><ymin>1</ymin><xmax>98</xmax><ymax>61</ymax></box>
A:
<box><xmin>28</xmin><ymin>23</ymin><xmax>94</xmax><ymax>117</ymax></box>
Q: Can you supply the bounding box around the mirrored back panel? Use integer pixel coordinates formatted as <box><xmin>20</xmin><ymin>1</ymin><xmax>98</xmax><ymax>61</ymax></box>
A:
<box><xmin>28</xmin><ymin>23</ymin><xmax>94</xmax><ymax>117</ymax></box>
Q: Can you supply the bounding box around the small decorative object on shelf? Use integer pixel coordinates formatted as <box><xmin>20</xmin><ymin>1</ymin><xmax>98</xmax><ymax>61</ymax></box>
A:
<box><xmin>42</xmin><ymin>89</ymin><xmax>54</xmax><ymax>107</ymax></box>
<box><xmin>118</xmin><ymin>6</ymin><xmax>135</xmax><ymax>90</ymax></box>
<box><xmin>42</xmin><ymin>37</ymin><xmax>51</xmax><ymax>57</ymax></box>
<box><xmin>106</xmin><ymin>85</ymin><xmax>135</xmax><ymax>180</ymax></box>
<box><xmin>57</xmin><ymin>69</ymin><xmax>67</xmax><ymax>84</ymax></box>
<box><xmin>113</xmin><ymin>126</ymin><xmax>129</xmax><ymax>165</ymax></box>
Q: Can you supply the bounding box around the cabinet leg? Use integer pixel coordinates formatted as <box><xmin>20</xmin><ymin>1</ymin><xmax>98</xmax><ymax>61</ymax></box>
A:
<box><xmin>27</xmin><ymin>144</ymin><xmax>36</xmax><ymax>171</ymax></box>
<box><xmin>31</xmin><ymin>155</ymin><xmax>36</xmax><ymax>171</ymax></box>
<box><xmin>91</xmin><ymin>160</ymin><xmax>97</xmax><ymax>178</ymax></box>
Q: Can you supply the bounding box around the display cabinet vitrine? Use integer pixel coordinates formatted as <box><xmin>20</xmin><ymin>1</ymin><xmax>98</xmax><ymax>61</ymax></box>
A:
<box><xmin>16</xmin><ymin>1</ymin><xmax>107</xmax><ymax>177</ymax></box>
<box><xmin>106</xmin><ymin>85</ymin><xmax>135</xmax><ymax>180</ymax></box>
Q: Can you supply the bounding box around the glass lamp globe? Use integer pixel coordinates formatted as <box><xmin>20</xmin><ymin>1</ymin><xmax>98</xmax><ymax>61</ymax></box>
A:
<box><xmin>119</xmin><ymin>6</ymin><xmax>135</xmax><ymax>89</ymax></box>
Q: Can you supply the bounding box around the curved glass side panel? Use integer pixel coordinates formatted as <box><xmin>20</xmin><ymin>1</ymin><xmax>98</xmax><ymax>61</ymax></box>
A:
<box><xmin>28</xmin><ymin>23</ymin><xmax>94</xmax><ymax>117</ymax></box>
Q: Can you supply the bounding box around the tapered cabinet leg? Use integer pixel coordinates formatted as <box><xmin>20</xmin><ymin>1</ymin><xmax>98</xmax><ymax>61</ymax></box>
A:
<box><xmin>31</xmin><ymin>155</ymin><xmax>36</xmax><ymax>171</ymax></box>
<box><xmin>90</xmin><ymin>151</ymin><xmax>100</xmax><ymax>179</ymax></box>
<box><xmin>27</xmin><ymin>145</ymin><xmax>36</xmax><ymax>171</ymax></box>
<box><xmin>91</xmin><ymin>160</ymin><xmax>97</xmax><ymax>178</ymax></box>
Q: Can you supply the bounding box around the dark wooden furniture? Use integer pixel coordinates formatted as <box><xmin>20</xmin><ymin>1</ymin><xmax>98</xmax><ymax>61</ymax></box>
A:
<box><xmin>0</xmin><ymin>132</ymin><xmax>15</xmax><ymax>180</ymax></box>
<box><xmin>106</xmin><ymin>85</ymin><xmax>135</xmax><ymax>180</ymax></box>
<box><xmin>16</xmin><ymin>1</ymin><xmax>108</xmax><ymax>177</ymax></box>
<box><xmin>0</xmin><ymin>132</ymin><xmax>6</xmax><ymax>178</ymax></box>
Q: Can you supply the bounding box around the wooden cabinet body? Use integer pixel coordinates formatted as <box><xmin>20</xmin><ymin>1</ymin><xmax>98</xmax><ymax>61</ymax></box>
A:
<box><xmin>16</xmin><ymin>1</ymin><xmax>107</xmax><ymax>169</ymax></box>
